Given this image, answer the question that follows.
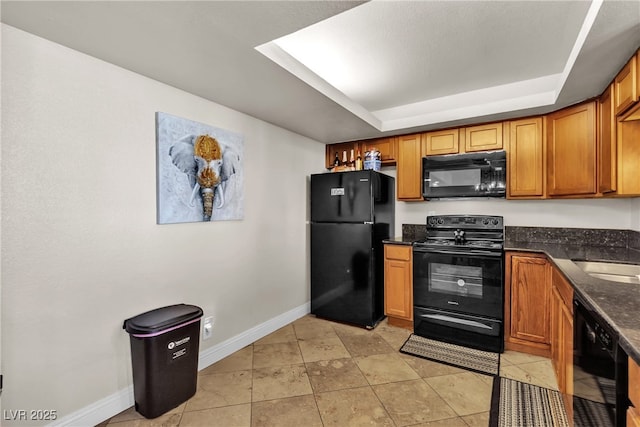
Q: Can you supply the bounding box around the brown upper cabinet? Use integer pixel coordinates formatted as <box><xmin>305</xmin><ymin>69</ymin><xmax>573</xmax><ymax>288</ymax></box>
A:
<box><xmin>601</xmin><ymin>49</ymin><xmax>640</xmax><ymax>196</ymax></box>
<box><xmin>599</xmin><ymin>84</ymin><xmax>617</xmax><ymax>194</ymax></box>
<box><xmin>324</xmin><ymin>141</ymin><xmax>360</xmax><ymax>169</ymax></box>
<box><xmin>506</xmin><ymin>117</ymin><xmax>545</xmax><ymax>198</ymax></box>
<box><xmin>614</xmin><ymin>51</ymin><xmax>638</xmax><ymax>116</ymax></box>
<box><xmin>546</xmin><ymin>101</ymin><xmax>597</xmax><ymax>197</ymax></box>
<box><xmin>616</xmin><ymin>105</ymin><xmax>640</xmax><ymax>196</ymax></box>
<box><xmin>324</xmin><ymin>138</ymin><xmax>397</xmax><ymax>169</ymax></box>
<box><xmin>361</xmin><ymin>137</ymin><xmax>397</xmax><ymax>164</ymax></box>
<box><xmin>421</xmin><ymin>123</ymin><xmax>503</xmax><ymax>156</ymax></box>
<box><xmin>324</xmin><ymin>47</ymin><xmax>640</xmax><ymax>202</ymax></box>
<box><xmin>421</xmin><ymin>128</ymin><xmax>460</xmax><ymax>155</ymax></box>
<box><xmin>464</xmin><ymin>122</ymin><xmax>503</xmax><ymax>152</ymax></box>
<box><xmin>396</xmin><ymin>133</ymin><xmax>423</xmax><ymax>200</ymax></box>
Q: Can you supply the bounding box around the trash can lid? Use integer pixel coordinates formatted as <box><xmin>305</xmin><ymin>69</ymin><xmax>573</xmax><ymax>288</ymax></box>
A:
<box><xmin>123</xmin><ymin>304</ymin><xmax>203</xmax><ymax>335</ymax></box>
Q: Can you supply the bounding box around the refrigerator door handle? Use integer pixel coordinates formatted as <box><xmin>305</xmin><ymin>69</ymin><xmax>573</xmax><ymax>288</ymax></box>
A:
<box><xmin>364</xmin><ymin>221</ymin><xmax>374</xmax><ymax>224</ymax></box>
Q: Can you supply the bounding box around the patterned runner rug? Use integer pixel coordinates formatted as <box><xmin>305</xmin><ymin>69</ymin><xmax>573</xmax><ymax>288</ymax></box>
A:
<box><xmin>399</xmin><ymin>334</ymin><xmax>500</xmax><ymax>376</ymax></box>
<box><xmin>489</xmin><ymin>376</ymin><xmax>569</xmax><ymax>427</ymax></box>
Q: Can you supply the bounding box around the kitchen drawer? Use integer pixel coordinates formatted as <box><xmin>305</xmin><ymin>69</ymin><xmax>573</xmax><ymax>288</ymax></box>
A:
<box><xmin>385</xmin><ymin>244</ymin><xmax>412</xmax><ymax>261</ymax></box>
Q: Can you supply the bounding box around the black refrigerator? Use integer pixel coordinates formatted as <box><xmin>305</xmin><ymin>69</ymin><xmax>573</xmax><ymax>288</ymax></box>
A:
<box><xmin>310</xmin><ymin>170</ymin><xmax>395</xmax><ymax>328</ymax></box>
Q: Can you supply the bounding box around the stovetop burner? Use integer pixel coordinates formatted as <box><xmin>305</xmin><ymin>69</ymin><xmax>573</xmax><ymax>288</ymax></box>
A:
<box><xmin>415</xmin><ymin>214</ymin><xmax>505</xmax><ymax>252</ymax></box>
<box><xmin>414</xmin><ymin>239</ymin><xmax>503</xmax><ymax>250</ymax></box>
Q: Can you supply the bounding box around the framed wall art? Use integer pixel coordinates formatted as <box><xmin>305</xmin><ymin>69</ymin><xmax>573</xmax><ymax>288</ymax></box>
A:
<box><xmin>156</xmin><ymin>112</ymin><xmax>244</xmax><ymax>224</ymax></box>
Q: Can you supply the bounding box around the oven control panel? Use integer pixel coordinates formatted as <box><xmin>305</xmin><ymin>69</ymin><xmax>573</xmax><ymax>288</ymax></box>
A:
<box><xmin>427</xmin><ymin>215</ymin><xmax>503</xmax><ymax>230</ymax></box>
<box><xmin>576</xmin><ymin>299</ymin><xmax>615</xmax><ymax>353</ymax></box>
<box><xmin>594</xmin><ymin>323</ymin><xmax>613</xmax><ymax>351</ymax></box>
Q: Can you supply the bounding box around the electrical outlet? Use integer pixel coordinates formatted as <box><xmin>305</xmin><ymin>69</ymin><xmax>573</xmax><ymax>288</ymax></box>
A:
<box><xmin>203</xmin><ymin>316</ymin><xmax>213</xmax><ymax>340</ymax></box>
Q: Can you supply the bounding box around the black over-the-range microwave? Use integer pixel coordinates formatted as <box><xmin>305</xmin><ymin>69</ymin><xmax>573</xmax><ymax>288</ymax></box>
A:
<box><xmin>422</xmin><ymin>150</ymin><xmax>507</xmax><ymax>199</ymax></box>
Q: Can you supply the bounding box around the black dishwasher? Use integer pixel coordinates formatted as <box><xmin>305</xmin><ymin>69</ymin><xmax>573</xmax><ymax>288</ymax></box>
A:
<box><xmin>573</xmin><ymin>298</ymin><xmax>628</xmax><ymax>427</ymax></box>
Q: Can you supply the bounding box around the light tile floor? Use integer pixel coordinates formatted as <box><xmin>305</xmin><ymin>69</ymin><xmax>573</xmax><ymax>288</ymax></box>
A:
<box><xmin>101</xmin><ymin>315</ymin><xmax>558</xmax><ymax>427</ymax></box>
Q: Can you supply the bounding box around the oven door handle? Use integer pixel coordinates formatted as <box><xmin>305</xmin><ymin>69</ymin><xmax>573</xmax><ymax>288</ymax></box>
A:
<box><xmin>412</xmin><ymin>247</ymin><xmax>502</xmax><ymax>257</ymax></box>
<box><xmin>420</xmin><ymin>313</ymin><xmax>494</xmax><ymax>330</ymax></box>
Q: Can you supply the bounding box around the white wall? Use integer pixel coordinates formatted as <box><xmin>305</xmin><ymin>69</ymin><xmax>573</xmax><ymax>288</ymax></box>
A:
<box><xmin>380</xmin><ymin>169</ymin><xmax>637</xmax><ymax>233</ymax></box>
<box><xmin>1</xmin><ymin>24</ymin><xmax>325</xmax><ymax>425</ymax></box>
<box><xmin>632</xmin><ymin>199</ymin><xmax>640</xmax><ymax>231</ymax></box>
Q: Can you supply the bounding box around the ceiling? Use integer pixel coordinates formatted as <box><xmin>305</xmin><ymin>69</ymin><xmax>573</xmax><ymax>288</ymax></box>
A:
<box><xmin>2</xmin><ymin>1</ymin><xmax>640</xmax><ymax>143</ymax></box>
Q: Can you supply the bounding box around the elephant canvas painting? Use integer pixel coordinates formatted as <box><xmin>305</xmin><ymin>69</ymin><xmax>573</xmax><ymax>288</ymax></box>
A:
<box><xmin>156</xmin><ymin>112</ymin><xmax>244</xmax><ymax>224</ymax></box>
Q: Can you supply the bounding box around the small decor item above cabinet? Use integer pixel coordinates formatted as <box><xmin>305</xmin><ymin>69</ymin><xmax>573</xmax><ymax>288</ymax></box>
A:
<box><xmin>363</xmin><ymin>148</ymin><xmax>382</xmax><ymax>171</ymax></box>
<box><xmin>361</xmin><ymin>137</ymin><xmax>397</xmax><ymax>165</ymax></box>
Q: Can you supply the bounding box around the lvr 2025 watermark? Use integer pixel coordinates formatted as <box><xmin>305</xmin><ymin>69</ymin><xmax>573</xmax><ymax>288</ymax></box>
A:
<box><xmin>3</xmin><ymin>409</ymin><xmax>57</xmax><ymax>421</ymax></box>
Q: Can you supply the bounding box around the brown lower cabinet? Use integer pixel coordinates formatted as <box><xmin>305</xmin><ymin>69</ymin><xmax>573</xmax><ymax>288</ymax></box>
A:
<box><xmin>550</xmin><ymin>267</ymin><xmax>574</xmax><ymax>421</ymax></box>
<box><xmin>505</xmin><ymin>251</ymin><xmax>574</xmax><ymax>415</ymax></box>
<box><xmin>629</xmin><ymin>357</ymin><xmax>640</xmax><ymax>426</ymax></box>
<box><xmin>504</xmin><ymin>252</ymin><xmax>551</xmax><ymax>357</ymax></box>
<box><xmin>629</xmin><ymin>407</ymin><xmax>640</xmax><ymax>427</ymax></box>
<box><xmin>383</xmin><ymin>244</ymin><xmax>413</xmax><ymax>329</ymax></box>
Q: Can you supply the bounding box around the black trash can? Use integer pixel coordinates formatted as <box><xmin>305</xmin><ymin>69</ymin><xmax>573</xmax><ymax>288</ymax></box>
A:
<box><xmin>123</xmin><ymin>304</ymin><xmax>203</xmax><ymax>418</ymax></box>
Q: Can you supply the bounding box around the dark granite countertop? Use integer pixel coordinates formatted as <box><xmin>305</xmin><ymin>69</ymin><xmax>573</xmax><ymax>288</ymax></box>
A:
<box><xmin>383</xmin><ymin>236</ymin><xmax>414</xmax><ymax>245</ymax></box>
<box><xmin>506</xmin><ymin>240</ymin><xmax>640</xmax><ymax>365</ymax></box>
<box><xmin>386</xmin><ymin>224</ymin><xmax>640</xmax><ymax>364</ymax></box>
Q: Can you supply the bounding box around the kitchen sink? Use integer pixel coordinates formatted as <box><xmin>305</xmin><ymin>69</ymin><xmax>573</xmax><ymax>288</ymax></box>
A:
<box><xmin>573</xmin><ymin>261</ymin><xmax>640</xmax><ymax>284</ymax></box>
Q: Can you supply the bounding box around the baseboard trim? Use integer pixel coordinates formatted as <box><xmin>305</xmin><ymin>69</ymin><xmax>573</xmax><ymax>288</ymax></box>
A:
<box><xmin>197</xmin><ymin>302</ymin><xmax>310</xmax><ymax>370</ymax></box>
<box><xmin>49</xmin><ymin>302</ymin><xmax>310</xmax><ymax>427</ymax></box>
<box><xmin>49</xmin><ymin>386</ymin><xmax>134</xmax><ymax>427</ymax></box>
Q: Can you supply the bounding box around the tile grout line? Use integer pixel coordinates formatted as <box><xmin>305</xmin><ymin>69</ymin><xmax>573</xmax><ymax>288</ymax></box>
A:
<box><xmin>337</xmin><ymin>321</ymin><xmax>410</xmax><ymax>426</ymax></box>
<box><xmin>139</xmin><ymin>317</ymin><xmax>551</xmax><ymax>426</ymax></box>
<box><xmin>295</xmin><ymin>319</ymin><xmax>329</xmax><ymax>426</ymax></box>
<box><xmin>294</xmin><ymin>323</ymin><xmax>326</xmax><ymax>426</ymax></box>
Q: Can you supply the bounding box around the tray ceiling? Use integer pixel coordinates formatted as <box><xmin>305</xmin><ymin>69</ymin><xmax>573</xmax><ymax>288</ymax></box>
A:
<box><xmin>2</xmin><ymin>1</ymin><xmax>640</xmax><ymax>143</ymax></box>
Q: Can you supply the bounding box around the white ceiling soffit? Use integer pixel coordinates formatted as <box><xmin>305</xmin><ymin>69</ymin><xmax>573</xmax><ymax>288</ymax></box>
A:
<box><xmin>2</xmin><ymin>1</ymin><xmax>639</xmax><ymax>143</ymax></box>
<box><xmin>257</xmin><ymin>0</ymin><xmax>601</xmax><ymax>132</ymax></box>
